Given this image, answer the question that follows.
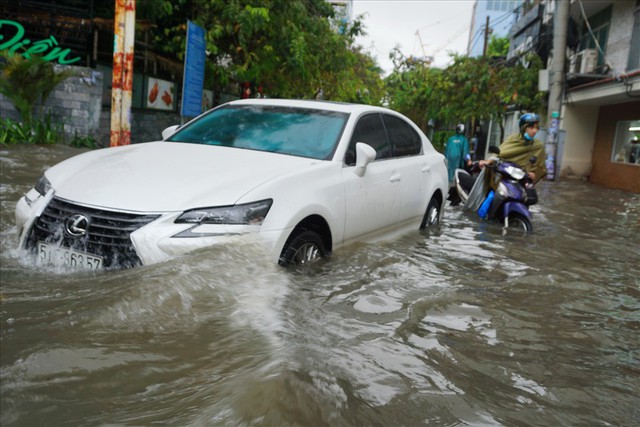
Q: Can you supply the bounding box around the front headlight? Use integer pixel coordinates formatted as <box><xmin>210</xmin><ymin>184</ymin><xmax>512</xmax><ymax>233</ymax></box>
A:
<box><xmin>497</xmin><ymin>181</ymin><xmax>525</xmax><ymax>200</ymax></box>
<box><xmin>503</xmin><ymin>165</ymin><xmax>526</xmax><ymax>180</ymax></box>
<box><xmin>175</xmin><ymin>199</ymin><xmax>273</xmax><ymax>225</ymax></box>
<box><xmin>35</xmin><ymin>174</ymin><xmax>52</xmax><ymax>196</ymax></box>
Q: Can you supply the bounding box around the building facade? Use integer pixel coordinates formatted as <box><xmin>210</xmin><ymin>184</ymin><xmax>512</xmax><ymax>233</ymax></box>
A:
<box><xmin>467</xmin><ymin>0</ymin><xmax>524</xmax><ymax>57</ymax></box>
<box><xmin>499</xmin><ymin>0</ymin><xmax>639</xmax><ymax>192</ymax></box>
<box><xmin>327</xmin><ymin>0</ymin><xmax>353</xmax><ymax>26</ymax></box>
<box><xmin>560</xmin><ymin>0</ymin><xmax>640</xmax><ymax>192</ymax></box>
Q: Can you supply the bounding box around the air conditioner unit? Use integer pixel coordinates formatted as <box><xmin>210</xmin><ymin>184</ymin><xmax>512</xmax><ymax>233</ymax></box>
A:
<box><xmin>578</xmin><ymin>48</ymin><xmax>598</xmax><ymax>73</ymax></box>
<box><xmin>569</xmin><ymin>51</ymin><xmax>580</xmax><ymax>74</ymax></box>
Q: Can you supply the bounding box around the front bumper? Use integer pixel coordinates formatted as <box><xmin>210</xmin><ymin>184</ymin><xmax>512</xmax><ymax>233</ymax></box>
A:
<box><xmin>16</xmin><ymin>192</ymin><xmax>285</xmax><ymax>268</ymax></box>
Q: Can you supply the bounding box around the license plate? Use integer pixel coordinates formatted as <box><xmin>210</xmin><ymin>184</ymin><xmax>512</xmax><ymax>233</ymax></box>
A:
<box><xmin>37</xmin><ymin>242</ymin><xmax>103</xmax><ymax>270</ymax></box>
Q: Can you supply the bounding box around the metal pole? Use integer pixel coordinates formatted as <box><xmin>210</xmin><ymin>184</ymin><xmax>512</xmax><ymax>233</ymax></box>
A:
<box><xmin>482</xmin><ymin>16</ymin><xmax>490</xmax><ymax>56</ymax></box>
<box><xmin>110</xmin><ymin>0</ymin><xmax>124</xmax><ymax>147</ymax></box>
<box><xmin>121</xmin><ymin>0</ymin><xmax>135</xmax><ymax>145</ymax></box>
<box><xmin>545</xmin><ymin>0</ymin><xmax>570</xmax><ymax>180</ymax></box>
<box><xmin>110</xmin><ymin>0</ymin><xmax>135</xmax><ymax>147</ymax></box>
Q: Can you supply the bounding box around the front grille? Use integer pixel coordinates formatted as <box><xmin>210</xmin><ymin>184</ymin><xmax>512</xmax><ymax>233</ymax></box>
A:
<box><xmin>25</xmin><ymin>197</ymin><xmax>160</xmax><ymax>268</ymax></box>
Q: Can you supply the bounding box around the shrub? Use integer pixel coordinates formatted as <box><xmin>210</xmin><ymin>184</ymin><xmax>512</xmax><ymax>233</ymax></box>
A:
<box><xmin>0</xmin><ymin>52</ymin><xmax>76</xmax><ymax>128</ymax></box>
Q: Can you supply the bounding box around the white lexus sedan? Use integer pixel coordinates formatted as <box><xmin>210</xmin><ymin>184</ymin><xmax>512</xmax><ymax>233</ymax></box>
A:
<box><xmin>15</xmin><ymin>99</ymin><xmax>448</xmax><ymax>270</ymax></box>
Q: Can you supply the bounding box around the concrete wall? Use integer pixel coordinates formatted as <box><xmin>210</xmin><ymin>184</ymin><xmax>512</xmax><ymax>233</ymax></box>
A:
<box><xmin>589</xmin><ymin>101</ymin><xmax>640</xmax><ymax>193</ymax></box>
<box><xmin>560</xmin><ymin>103</ymin><xmax>599</xmax><ymax>179</ymax></box>
<box><xmin>98</xmin><ymin>108</ymin><xmax>181</xmax><ymax>145</ymax></box>
<box><xmin>54</xmin><ymin>67</ymin><xmax>104</xmax><ymax>139</ymax></box>
<box><xmin>0</xmin><ymin>94</ymin><xmax>21</xmax><ymax>122</ymax></box>
<box><xmin>1</xmin><ymin>64</ymin><xmax>182</xmax><ymax>146</ymax></box>
<box><xmin>0</xmin><ymin>65</ymin><xmax>104</xmax><ymax>140</ymax></box>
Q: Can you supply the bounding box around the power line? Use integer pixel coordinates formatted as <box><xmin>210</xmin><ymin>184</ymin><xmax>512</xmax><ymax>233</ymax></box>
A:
<box><xmin>432</xmin><ymin>24</ymin><xmax>470</xmax><ymax>56</ymax></box>
<box><xmin>469</xmin><ymin>28</ymin><xmax>484</xmax><ymax>53</ymax></box>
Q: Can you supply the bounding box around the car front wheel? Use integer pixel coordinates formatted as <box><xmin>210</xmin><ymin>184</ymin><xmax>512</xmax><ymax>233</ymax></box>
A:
<box><xmin>279</xmin><ymin>230</ymin><xmax>326</xmax><ymax>266</ymax></box>
<box><xmin>420</xmin><ymin>197</ymin><xmax>441</xmax><ymax>229</ymax></box>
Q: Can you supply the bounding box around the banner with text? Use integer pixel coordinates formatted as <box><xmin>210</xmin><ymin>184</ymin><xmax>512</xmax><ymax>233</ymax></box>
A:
<box><xmin>181</xmin><ymin>21</ymin><xmax>206</xmax><ymax>118</ymax></box>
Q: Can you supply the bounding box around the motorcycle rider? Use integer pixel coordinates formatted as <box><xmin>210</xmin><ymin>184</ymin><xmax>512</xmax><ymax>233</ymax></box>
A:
<box><xmin>465</xmin><ymin>113</ymin><xmax>546</xmax><ymax>216</ymax></box>
<box><xmin>480</xmin><ymin>113</ymin><xmax>547</xmax><ymax>182</ymax></box>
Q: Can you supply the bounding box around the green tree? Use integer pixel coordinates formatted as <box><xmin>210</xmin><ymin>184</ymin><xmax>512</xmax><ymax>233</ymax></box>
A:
<box><xmin>384</xmin><ymin>47</ymin><xmax>443</xmax><ymax>130</ymax></box>
<box><xmin>0</xmin><ymin>52</ymin><xmax>75</xmax><ymax>127</ymax></box>
<box><xmin>142</xmin><ymin>0</ymin><xmax>381</xmax><ymax>102</ymax></box>
<box><xmin>384</xmin><ymin>49</ymin><xmax>544</xmax><ymax>148</ymax></box>
<box><xmin>486</xmin><ymin>35</ymin><xmax>510</xmax><ymax>57</ymax></box>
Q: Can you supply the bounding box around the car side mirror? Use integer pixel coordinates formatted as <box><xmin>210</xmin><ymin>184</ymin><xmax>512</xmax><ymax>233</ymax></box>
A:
<box><xmin>353</xmin><ymin>142</ymin><xmax>376</xmax><ymax>177</ymax></box>
<box><xmin>489</xmin><ymin>145</ymin><xmax>500</xmax><ymax>155</ymax></box>
<box><xmin>162</xmin><ymin>125</ymin><xmax>180</xmax><ymax>140</ymax></box>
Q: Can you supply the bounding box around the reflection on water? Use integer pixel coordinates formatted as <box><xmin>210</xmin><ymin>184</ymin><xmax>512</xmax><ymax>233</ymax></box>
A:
<box><xmin>1</xmin><ymin>146</ymin><xmax>639</xmax><ymax>426</ymax></box>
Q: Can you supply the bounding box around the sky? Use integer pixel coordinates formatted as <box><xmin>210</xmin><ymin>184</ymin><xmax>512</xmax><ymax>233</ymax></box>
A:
<box><xmin>351</xmin><ymin>0</ymin><xmax>476</xmax><ymax>74</ymax></box>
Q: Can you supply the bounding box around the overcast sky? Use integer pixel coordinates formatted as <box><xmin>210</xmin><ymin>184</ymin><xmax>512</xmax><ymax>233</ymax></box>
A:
<box><xmin>351</xmin><ymin>0</ymin><xmax>476</xmax><ymax>74</ymax></box>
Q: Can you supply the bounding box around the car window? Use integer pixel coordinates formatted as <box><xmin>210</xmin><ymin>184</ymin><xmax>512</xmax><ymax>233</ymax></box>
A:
<box><xmin>167</xmin><ymin>105</ymin><xmax>348</xmax><ymax>160</ymax></box>
<box><xmin>382</xmin><ymin>114</ymin><xmax>422</xmax><ymax>157</ymax></box>
<box><xmin>345</xmin><ymin>113</ymin><xmax>391</xmax><ymax>165</ymax></box>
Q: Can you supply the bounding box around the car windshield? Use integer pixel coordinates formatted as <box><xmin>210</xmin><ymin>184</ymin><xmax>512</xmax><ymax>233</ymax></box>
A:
<box><xmin>167</xmin><ymin>105</ymin><xmax>349</xmax><ymax>160</ymax></box>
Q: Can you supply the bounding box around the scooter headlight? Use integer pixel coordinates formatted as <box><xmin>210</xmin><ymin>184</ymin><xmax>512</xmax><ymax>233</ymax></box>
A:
<box><xmin>497</xmin><ymin>181</ymin><xmax>525</xmax><ymax>200</ymax></box>
<box><xmin>497</xmin><ymin>181</ymin><xmax>509</xmax><ymax>198</ymax></box>
<box><xmin>503</xmin><ymin>165</ymin><xmax>526</xmax><ymax>180</ymax></box>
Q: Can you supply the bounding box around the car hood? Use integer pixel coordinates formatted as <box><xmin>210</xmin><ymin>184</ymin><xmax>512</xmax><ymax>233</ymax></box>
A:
<box><xmin>46</xmin><ymin>141</ymin><xmax>321</xmax><ymax>212</ymax></box>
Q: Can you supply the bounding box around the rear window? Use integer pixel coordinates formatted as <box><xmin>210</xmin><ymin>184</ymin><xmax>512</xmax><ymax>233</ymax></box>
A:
<box><xmin>168</xmin><ymin>105</ymin><xmax>349</xmax><ymax>160</ymax></box>
<box><xmin>382</xmin><ymin>114</ymin><xmax>422</xmax><ymax>157</ymax></box>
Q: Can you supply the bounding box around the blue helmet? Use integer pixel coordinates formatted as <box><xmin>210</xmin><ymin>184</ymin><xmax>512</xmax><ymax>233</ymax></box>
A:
<box><xmin>519</xmin><ymin>113</ymin><xmax>540</xmax><ymax>131</ymax></box>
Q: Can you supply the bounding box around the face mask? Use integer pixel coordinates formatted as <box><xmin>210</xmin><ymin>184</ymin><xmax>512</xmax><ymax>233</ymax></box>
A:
<box><xmin>524</xmin><ymin>130</ymin><xmax>537</xmax><ymax>141</ymax></box>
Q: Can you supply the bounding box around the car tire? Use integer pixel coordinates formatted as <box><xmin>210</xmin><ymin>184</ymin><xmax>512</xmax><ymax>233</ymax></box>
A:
<box><xmin>279</xmin><ymin>230</ymin><xmax>326</xmax><ymax>266</ymax></box>
<box><xmin>420</xmin><ymin>197</ymin><xmax>440</xmax><ymax>229</ymax></box>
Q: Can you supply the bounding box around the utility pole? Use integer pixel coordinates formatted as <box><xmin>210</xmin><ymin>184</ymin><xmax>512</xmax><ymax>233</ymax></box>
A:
<box><xmin>545</xmin><ymin>0</ymin><xmax>570</xmax><ymax>180</ymax></box>
<box><xmin>110</xmin><ymin>0</ymin><xmax>136</xmax><ymax>147</ymax></box>
<box><xmin>482</xmin><ymin>16</ymin><xmax>490</xmax><ymax>56</ymax></box>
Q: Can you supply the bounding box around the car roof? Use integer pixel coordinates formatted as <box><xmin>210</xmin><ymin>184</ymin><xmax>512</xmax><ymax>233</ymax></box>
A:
<box><xmin>226</xmin><ymin>98</ymin><xmax>394</xmax><ymax>115</ymax></box>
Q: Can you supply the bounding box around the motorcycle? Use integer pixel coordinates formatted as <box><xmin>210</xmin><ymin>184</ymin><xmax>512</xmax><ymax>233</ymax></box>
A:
<box><xmin>455</xmin><ymin>147</ymin><xmax>538</xmax><ymax>231</ymax></box>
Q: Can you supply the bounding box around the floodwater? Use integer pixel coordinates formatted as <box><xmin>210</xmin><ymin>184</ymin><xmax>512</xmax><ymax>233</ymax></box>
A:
<box><xmin>1</xmin><ymin>145</ymin><xmax>639</xmax><ymax>426</ymax></box>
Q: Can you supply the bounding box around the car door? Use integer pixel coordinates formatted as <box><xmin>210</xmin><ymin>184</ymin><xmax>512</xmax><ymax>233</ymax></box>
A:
<box><xmin>382</xmin><ymin>114</ymin><xmax>430</xmax><ymax>224</ymax></box>
<box><xmin>341</xmin><ymin>113</ymin><xmax>402</xmax><ymax>243</ymax></box>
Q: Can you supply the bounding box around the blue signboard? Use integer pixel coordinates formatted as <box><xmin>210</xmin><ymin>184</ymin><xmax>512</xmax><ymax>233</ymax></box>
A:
<box><xmin>181</xmin><ymin>21</ymin><xmax>206</xmax><ymax>118</ymax></box>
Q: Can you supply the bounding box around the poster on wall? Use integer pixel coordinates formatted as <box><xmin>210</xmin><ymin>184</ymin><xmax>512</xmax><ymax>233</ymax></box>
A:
<box><xmin>146</xmin><ymin>77</ymin><xmax>175</xmax><ymax>110</ymax></box>
<box><xmin>202</xmin><ymin>90</ymin><xmax>213</xmax><ymax>112</ymax></box>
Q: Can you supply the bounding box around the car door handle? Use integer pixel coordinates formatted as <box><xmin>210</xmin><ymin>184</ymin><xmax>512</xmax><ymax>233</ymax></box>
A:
<box><xmin>422</xmin><ymin>165</ymin><xmax>431</xmax><ymax>173</ymax></box>
<box><xmin>390</xmin><ymin>173</ymin><xmax>401</xmax><ymax>182</ymax></box>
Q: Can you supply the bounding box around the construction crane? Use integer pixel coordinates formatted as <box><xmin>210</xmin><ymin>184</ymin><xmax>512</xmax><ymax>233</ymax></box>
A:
<box><xmin>415</xmin><ymin>29</ymin><xmax>427</xmax><ymax>57</ymax></box>
<box><xmin>415</xmin><ymin>20</ymin><xmax>443</xmax><ymax>57</ymax></box>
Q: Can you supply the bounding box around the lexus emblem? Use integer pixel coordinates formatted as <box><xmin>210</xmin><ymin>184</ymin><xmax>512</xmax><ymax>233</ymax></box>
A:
<box><xmin>65</xmin><ymin>214</ymin><xmax>90</xmax><ymax>237</ymax></box>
